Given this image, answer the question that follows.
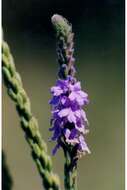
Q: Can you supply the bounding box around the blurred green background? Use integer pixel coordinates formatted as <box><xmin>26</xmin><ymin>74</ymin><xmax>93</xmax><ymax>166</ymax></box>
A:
<box><xmin>2</xmin><ymin>0</ymin><xmax>124</xmax><ymax>190</ymax></box>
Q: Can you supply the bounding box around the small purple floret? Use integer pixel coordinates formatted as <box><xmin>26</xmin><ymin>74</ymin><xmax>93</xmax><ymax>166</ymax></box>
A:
<box><xmin>49</xmin><ymin>76</ymin><xmax>90</xmax><ymax>156</ymax></box>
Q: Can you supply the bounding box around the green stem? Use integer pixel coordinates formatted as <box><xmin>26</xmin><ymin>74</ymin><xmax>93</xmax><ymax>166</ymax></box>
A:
<box><xmin>2</xmin><ymin>40</ymin><xmax>61</xmax><ymax>190</ymax></box>
<box><xmin>64</xmin><ymin>150</ymin><xmax>78</xmax><ymax>190</ymax></box>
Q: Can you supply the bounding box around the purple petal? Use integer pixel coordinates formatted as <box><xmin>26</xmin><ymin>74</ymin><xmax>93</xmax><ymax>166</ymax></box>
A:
<box><xmin>64</xmin><ymin>128</ymin><xmax>71</xmax><ymax>139</ymax></box>
<box><xmin>78</xmin><ymin>91</ymin><xmax>88</xmax><ymax>98</ymax></box>
<box><xmin>51</xmin><ymin>86</ymin><xmax>63</xmax><ymax>96</ymax></box>
<box><xmin>75</xmin><ymin>110</ymin><xmax>81</xmax><ymax>118</ymax></box>
<box><xmin>69</xmin><ymin>128</ymin><xmax>77</xmax><ymax>139</ymax></box>
<box><xmin>81</xmin><ymin>110</ymin><xmax>87</xmax><ymax>122</ymax></box>
<box><xmin>52</xmin><ymin>143</ymin><xmax>60</xmax><ymax>155</ymax></box>
<box><xmin>69</xmin><ymin>92</ymin><xmax>76</xmax><ymax>101</ymax></box>
<box><xmin>61</xmin><ymin>96</ymin><xmax>67</xmax><ymax>105</ymax></box>
<box><xmin>49</xmin><ymin>126</ymin><xmax>55</xmax><ymax>131</ymax></box>
<box><xmin>75</xmin><ymin>124</ymin><xmax>85</xmax><ymax>133</ymax></box>
<box><xmin>68</xmin><ymin>110</ymin><xmax>76</xmax><ymax>123</ymax></box>
<box><xmin>49</xmin><ymin>96</ymin><xmax>60</xmax><ymax>105</ymax></box>
<box><xmin>51</xmin><ymin>126</ymin><xmax>61</xmax><ymax>141</ymax></box>
<box><xmin>58</xmin><ymin>108</ymin><xmax>70</xmax><ymax>117</ymax></box>
<box><xmin>79</xmin><ymin>135</ymin><xmax>91</xmax><ymax>153</ymax></box>
<box><xmin>73</xmin><ymin>81</ymin><xmax>81</xmax><ymax>91</ymax></box>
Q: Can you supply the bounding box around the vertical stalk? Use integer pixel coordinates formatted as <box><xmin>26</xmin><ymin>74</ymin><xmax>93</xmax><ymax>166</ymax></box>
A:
<box><xmin>64</xmin><ymin>150</ymin><xmax>78</xmax><ymax>190</ymax></box>
<box><xmin>51</xmin><ymin>14</ymin><xmax>79</xmax><ymax>190</ymax></box>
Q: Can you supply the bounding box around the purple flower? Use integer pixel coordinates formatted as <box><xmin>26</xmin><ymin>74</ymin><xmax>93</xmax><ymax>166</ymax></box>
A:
<box><xmin>49</xmin><ymin>76</ymin><xmax>90</xmax><ymax>156</ymax></box>
<box><xmin>50</xmin><ymin>14</ymin><xmax>90</xmax><ymax>158</ymax></box>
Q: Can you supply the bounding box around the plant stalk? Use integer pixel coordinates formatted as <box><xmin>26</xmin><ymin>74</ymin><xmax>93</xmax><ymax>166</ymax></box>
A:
<box><xmin>2</xmin><ymin>39</ymin><xmax>61</xmax><ymax>190</ymax></box>
<box><xmin>64</xmin><ymin>150</ymin><xmax>78</xmax><ymax>190</ymax></box>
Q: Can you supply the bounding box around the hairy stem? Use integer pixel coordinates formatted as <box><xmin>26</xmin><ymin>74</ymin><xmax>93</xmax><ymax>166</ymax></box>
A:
<box><xmin>2</xmin><ymin>40</ymin><xmax>61</xmax><ymax>190</ymax></box>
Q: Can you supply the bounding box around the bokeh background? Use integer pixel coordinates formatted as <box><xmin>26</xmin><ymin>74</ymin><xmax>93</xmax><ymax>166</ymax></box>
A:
<box><xmin>2</xmin><ymin>0</ymin><xmax>125</xmax><ymax>190</ymax></box>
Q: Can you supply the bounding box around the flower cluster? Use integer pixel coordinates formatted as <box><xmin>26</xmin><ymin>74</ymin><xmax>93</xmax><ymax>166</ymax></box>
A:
<box><xmin>49</xmin><ymin>76</ymin><xmax>90</xmax><ymax>156</ymax></box>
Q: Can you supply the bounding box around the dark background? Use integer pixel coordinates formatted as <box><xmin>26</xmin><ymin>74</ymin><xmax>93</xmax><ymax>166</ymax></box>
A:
<box><xmin>2</xmin><ymin>1</ymin><xmax>125</xmax><ymax>190</ymax></box>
